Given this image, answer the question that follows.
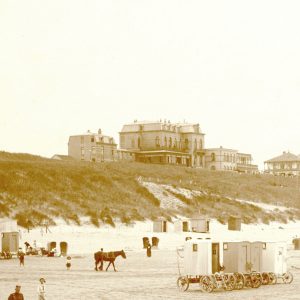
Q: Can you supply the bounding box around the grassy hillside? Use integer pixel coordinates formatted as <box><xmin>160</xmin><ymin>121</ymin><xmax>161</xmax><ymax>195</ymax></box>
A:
<box><xmin>0</xmin><ymin>151</ymin><xmax>300</xmax><ymax>228</ymax></box>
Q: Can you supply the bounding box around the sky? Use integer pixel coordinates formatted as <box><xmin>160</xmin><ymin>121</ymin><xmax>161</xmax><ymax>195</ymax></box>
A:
<box><xmin>1</xmin><ymin>0</ymin><xmax>300</xmax><ymax>170</ymax></box>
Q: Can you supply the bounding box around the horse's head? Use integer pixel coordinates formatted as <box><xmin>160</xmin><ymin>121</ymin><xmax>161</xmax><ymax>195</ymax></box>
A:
<box><xmin>121</xmin><ymin>250</ymin><xmax>126</xmax><ymax>259</ymax></box>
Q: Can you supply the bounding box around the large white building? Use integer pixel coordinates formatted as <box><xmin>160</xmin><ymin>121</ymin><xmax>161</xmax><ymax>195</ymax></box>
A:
<box><xmin>119</xmin><ymin>120</ymin><xmax>205</xmax><ymax>167</ymax></box>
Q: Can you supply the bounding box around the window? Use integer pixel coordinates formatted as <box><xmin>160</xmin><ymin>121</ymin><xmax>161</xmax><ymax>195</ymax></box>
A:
<box><xmin>211</xmin><ymin>153</ymin><xmax>215</xmax><ymax>162</ymax></box>
<box><xmin>199</xmin><ymin>139</ymin><xmax>203</xmax><ymax>149</ymax></box>
<box><xmin>164</xmin><ymin>136</ymin><xmax>167</xmax><ymax>147</ymax></box>
<box><xmin>223</xmin><ymin>243</ymin><xmax>228</xmax><ymax>250</ymax></box>
<box><xmin>120</xmin><ymin>136</ymin><xmax>125</xmax><ymax>146</ymax></box>
<box><xmin>91</xmin><ymin>137</ymin><xmax>94</xmax><ymax>143</ymax></box>
<box><xmin>184</xmin><ymin>138</ymin><xmax>189</xmax><ymax>150</ymax></box>
<box><xmin>193</xmin><ymin>244</ymin><xmax>198</xmax><ymax>252</ymax></box>
<box><xmin>155</xmin><ymin>136</ymin><xmax>160</xmax><ymax>147</ymax></box>
<box><xmin>138</xmin><ymin>137</ymin><xmax>141</xmax><ymax>149</ymax></box>
<box><xmin>169</xmin><ymin>137</ymin><xmax>172</xmax><ymax>148</ymax></box>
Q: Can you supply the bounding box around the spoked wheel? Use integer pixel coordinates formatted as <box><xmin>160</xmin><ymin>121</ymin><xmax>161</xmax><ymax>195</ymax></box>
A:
<box><xmin>244</xmin><ymin>274</ymin><xmax>252</xmax><ymax>288</ymax></box>
<box><xmin>261</xmin><ymin>272</ymin><xmax>270</xmax><ymax>285</ymax></box>
<box><xmin>251</xmin><ymin>273</ymin><xmax>262</xmax><ymax>288</ymax></box>
<box><xmin>234</xmin><ymin>272</ymin><xmax>245</xmax><ymax>290</ymax></box>
<box><xmin>223</xmin><ymin>273</ymin><xmax>236</xmax><ymax>291</ymax></box>
<box><xmin>200</xmin><ymin>275</ymin><xmax>214</xmax><ymax>293</ymax></box>
<box><xmin>282</xmin><ymin>272</ymin><xmax>293</xmax><ymax>284</ymax></box>
<box><xmin>177</xmin><ymin>276</ymin><xmax>189</xmax><ymax>292</ymax></box>
<box><xmin>268</xmin><ymin>272</ymin><xmax>277</xmax><ymax>285</ymax></box>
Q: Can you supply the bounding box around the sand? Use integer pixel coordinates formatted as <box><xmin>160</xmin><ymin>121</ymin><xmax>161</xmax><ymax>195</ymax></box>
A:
<box><xmin>0</xmin><ymin>249</ymin><xmax>300</xmax><ymax>300</ymax></box>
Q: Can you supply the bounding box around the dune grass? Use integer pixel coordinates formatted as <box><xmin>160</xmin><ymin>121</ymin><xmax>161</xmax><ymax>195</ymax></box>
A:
<box><xmin>0</xmin><ymin>151</ymin><xmax>300</xmax><ymax>228</ymax></box>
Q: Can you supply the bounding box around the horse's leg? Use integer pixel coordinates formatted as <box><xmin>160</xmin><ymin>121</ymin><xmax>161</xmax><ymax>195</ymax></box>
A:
<box><xmin>100</xmin><ymin>258</ymin><xmax>103</xmax><ymax>271</ymax></box>
<box><xmin>95</xmin><ymin>259</ymin><xmax>98</xmax><ymax>271</ymax></box>
<box><xmin>112</xmin><ymin>260</ymin><xmax>117</xmax><ymax>272</ymax></box>
<box><xmin>106</xmin><ymin>261</ymin><xmax>111</xmax><ymax>271</ymax></box>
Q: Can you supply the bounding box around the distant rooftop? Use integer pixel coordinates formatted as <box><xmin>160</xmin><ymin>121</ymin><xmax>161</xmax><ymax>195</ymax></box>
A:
<box><xmin>69</xmin><ymin>129</ymin><xmax>116</xmax><ymax>144</ymax></box>
<box><xmin>265</xmin><ymin>151</ymin><xmax>300</xmax><ymax>163</ymax></box>
<box><xmin>120</xmin><ymin>120</ymin><xmax>204</xmax><ymax>134</ymax></box>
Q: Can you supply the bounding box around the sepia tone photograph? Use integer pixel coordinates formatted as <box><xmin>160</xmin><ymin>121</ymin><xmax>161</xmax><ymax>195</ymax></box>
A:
<box><xmin>1</xmin><ymin>0</ymin><xmax>300</xmax><ymax>299</ymax></box>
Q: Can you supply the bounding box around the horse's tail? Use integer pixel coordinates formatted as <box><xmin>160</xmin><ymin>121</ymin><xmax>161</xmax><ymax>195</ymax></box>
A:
<box><xmin>94</xmin><ymin>252</ymin><xmax>97</xmax><ymax>260</ymax></box>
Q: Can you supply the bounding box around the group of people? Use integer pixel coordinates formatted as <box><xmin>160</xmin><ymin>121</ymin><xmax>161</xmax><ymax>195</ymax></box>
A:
<box><xmin>8</xmin><ymin>278</ymin><xmax>46</xmax><ymax>300</ymax></box>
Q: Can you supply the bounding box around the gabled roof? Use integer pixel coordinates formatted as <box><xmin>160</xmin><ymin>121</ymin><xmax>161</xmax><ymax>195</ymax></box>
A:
<box><xmin>265</xmin><ymin>152</ymin><xmax>300</xmax><ymax>163</ymax></box>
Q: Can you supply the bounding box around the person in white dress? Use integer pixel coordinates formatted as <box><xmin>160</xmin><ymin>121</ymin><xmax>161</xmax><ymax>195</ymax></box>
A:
<box><xmin>37</xmin><ymin>277</ymin><xmax>46</xmax><ymax>300</ymax></box>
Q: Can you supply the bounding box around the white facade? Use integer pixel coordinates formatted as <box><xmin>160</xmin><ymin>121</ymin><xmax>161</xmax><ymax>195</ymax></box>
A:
<box><xmin>183</xmin><ymin>239</ymin><xmax>212</xmax><ymax>276</ymax></box>
<box><xmin>0</xmin><ymin>219</ymin><xmax>18</xmax><ymax>232</ymax></box>
<box><xmin>261</xmin><ymin>242</ymin><xmax>287</xmax><ymax>274</ymax></box>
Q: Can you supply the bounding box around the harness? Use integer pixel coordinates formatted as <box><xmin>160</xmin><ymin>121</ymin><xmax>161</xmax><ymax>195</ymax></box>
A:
<box><xmin>104</xmin><ymin>252</ymin><xmax>115</xmax><ymax>259</ymax></box>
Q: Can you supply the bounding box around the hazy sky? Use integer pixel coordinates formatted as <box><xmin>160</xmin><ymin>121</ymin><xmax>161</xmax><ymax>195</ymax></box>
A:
<box><xmin>1</xmin><ymin>0</ymin><xmax>300</xmax><ymax>169</ymax></box>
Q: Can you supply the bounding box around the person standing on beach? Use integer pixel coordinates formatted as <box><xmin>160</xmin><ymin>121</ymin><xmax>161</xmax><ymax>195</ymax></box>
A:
<box><xmin>37</xmin><ymin>278</ymin><xmax>46</xmax><ymax>300</ymax></box>
<box><xmin>146</xmin><ymin>244</ymin><xmax>152</xmax><ymax>257</ymax></box>
<box><xmin>18</xmin><ymin>251</ymin><xmax>25</xmax><ymax>267</ymax></box>
<box><xmin>8</xmin><ymin>284</ymin><xmax>24</xmax><ymax>300</ymax></box>
<box><xmin>66</xmin><ymin>256</ymin><xmax>71</xmax><ymax>270</ymax></box>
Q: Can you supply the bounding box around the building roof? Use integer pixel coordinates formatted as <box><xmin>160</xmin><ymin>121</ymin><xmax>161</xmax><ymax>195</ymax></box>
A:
<box><xmin>205</xmin><ymin>146</ymin><xmax>237</xmax><ymax>152</ymax></box>
<box><xmin>69</xmin><ymin>130</ymin><xmax>116</xmax><ymax>144</ymax></box>
<box><xmin>265</xmin><ymin>151</ymin><xmax>300</xmax><ymax>163</ymax></box>
<box><xmin>120</xmin><ymin>120</ymin><xmax>203</xmax><ymax>134</ymax></box>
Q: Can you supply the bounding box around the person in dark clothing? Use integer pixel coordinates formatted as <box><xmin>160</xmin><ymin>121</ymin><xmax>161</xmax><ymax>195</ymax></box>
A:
<box><xmin>8</xmin><ymin>284</ymin><xmax>24</xmax><ymax>300</ymax></box>
<box><xmin>24</xmin><ymin>242</ymin><xmax>30</xmax><ymax>252</ymax></box>
<box><xmin>66</xmin><ymin>256</ymin><xmax>71</xmax><ymax>270</ymax></box>
<box><xmin>99</xmin><ymin>248</ymin><xmax>104</xmax><ymax>271</ymax></box>
<box><xmin>18</xmin><ymin>252</ymin><xmax>25</xmax><ymax>266</ymax></box>
<box><xmin>146</xmin><ymin>244</ymin><xmax>152</xmax><ymax>257</ymax></box>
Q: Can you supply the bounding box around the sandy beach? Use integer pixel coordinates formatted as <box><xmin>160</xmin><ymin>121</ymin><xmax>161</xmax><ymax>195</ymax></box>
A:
<box><xmin>0</xmin><ymin>219</ymin><xmax>299</xmax><ymax>299</ymax></box>
<box><xmin>0</xmin><ymin>249</ymin><xmax>300</xmax><ymax>300</ymax></box>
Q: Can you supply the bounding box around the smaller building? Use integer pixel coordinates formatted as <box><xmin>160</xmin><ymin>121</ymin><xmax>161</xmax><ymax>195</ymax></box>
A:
<box><xmin>205</xmin><ymin>146</ymin><xmax>258</xmax><ymax>173</ymax></box>
<box><xmin>153</xmin><ymin>218</ymin><xmax>169</xmax><ymax>232</ymax></box>
<box><xmin>0</xmin><ymin>219</ymin><xmax>19</xmax><ymax>254</ymax></box>
<box><xmin>228</xmin><ymin>216</ymin><xmax>242</xmax><ymax>231</ymax></box>
<box><xmin>68</xmin><ymin>129</ymin><xmax>117</xmax><ymax>162</ymax></box>
<box><xmin>174</xmin><ymin>216</ymin><xmax>209</xmax><ymax>233</ymax></box>
<box><xmin>264</xmin><ymin>151</ymin><xmax>300</xmax><ymax>176</ymax></box>
<box><xmin>189</xmin><ymin>215</ymin><xmax>210</xmax><ymax>233</ymax></box>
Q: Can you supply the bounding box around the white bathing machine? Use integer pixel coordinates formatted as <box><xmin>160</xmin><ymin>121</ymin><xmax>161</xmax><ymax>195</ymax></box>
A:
<box><xmin>222</xmin><ymin>241</ymin><xmax>251</xmax><ymax>273</ymax></box>
<box><xmin>183</xmin><ymin>238</ymin><xmax>223</xmax><ymax>275</ymax></box>
<box><xmin>259</xmin><ymin>241</ymin><xmax>287</xmax><ymax>274</ymax></box>
<box><xmin>222</xmin><ymin>241</ymin><xmax>287</xmax><ymax>274</ymax></box>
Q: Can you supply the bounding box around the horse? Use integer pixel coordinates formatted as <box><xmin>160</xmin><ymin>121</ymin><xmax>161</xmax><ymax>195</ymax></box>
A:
<box><xmin>94</xmin><ymin>250</ymin><xmax>126</xmax><ymax>272</ymax></box>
